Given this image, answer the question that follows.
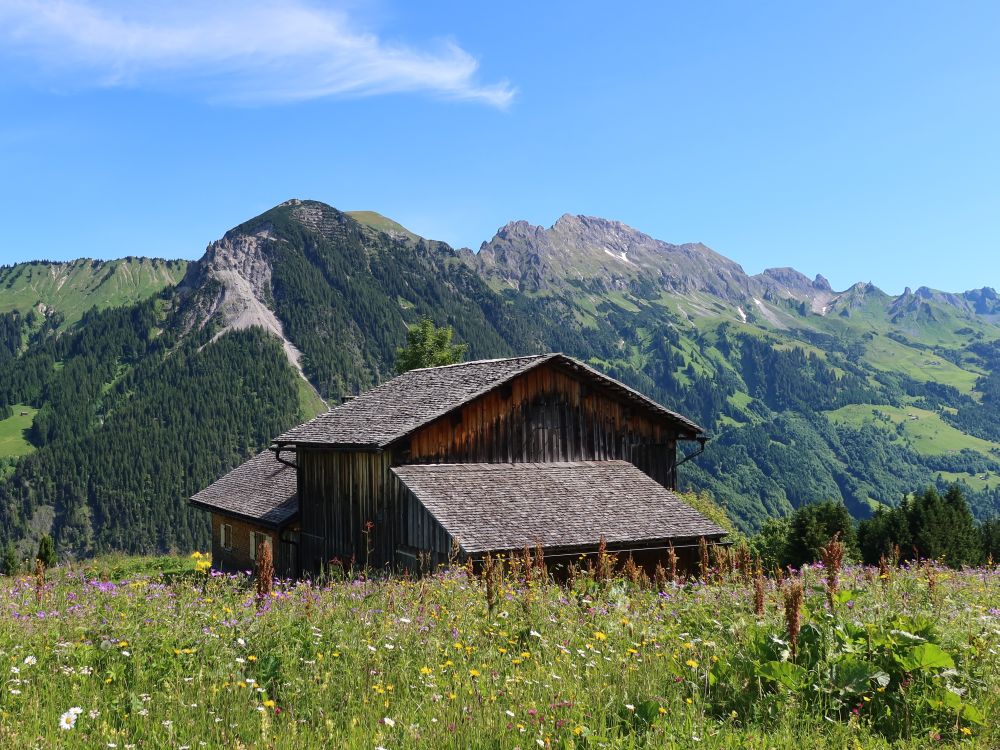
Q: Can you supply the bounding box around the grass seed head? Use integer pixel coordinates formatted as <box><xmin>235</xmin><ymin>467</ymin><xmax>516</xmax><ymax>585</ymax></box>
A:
<box><xmin>783</xmin><ymin>579</ymin><xmax>804</xmax><ymax>660</ymax></box>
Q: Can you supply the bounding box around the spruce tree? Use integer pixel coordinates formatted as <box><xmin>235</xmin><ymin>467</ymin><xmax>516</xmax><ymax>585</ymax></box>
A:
<box><xmin>1</xmin><ymin>542</ymin><xmax>17</xmax><ymax>576</ymax></box>
<box><xmin>981</xmin><ymin>518</ymin><xmax>1000</xmax><ymax>562</ymax></box>
<box><xmin>36</xmin><ymin>534</ymin><xmax>56</xmax><ymax>569</ymax></box>
<box><xmin>783</xmin><ymin>500</ymin><xmax>857</xmax><ymax>567</ymax></box>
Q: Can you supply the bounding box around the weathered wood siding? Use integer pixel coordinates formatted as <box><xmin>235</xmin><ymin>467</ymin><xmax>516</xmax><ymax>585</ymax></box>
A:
<box><xmin>392</xmin><ymin>476</ymin><xmax>454</xmax><ymax>570</ymax></box>
<box><xmin>298</xmin><ymin>449</ymin><xmax>397</xmax><ymax>574</ymax></box>
<box><xmin>298</xmin><ymin>449</ymin><xmax>454</xmax><ymax>572</ymax></box>
<box><xmin>403</xmin><ymin>363</ymin><xmax>679</xmax><ymax>488</ymax></box>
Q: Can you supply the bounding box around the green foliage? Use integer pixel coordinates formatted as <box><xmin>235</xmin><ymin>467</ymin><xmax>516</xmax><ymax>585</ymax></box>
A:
<box><xmin>0</xmin><ymin>297</ymin><xmax>303</xmax><ymax>558</ymax></box>
<box><xmin>1</xmin><ymin>541</ymin><xmax>18</xmax><ymax>575</ymax></box>
<box><xmin>394</xmin><ymin>316</ymin><xmax>469</xmax><ymax>374</ymax></box>
<box><xmin>982</xmin><ymin>518</ymin><xmax>1000</xmax><ymax>562</ymax></box>
<box><xmin>678</xmin><ymin>490</ymin><xmax>737</xmax><ymax>537</ymax></box>
<box><xmin>725</xmin><ymin>610</ymin><xmax>984</xmax><ymax>740</ymax></box>
<box><xmin>749</xmin><ymin>517</ymin><xmax>790</xmax><ymax>570</ymax></box>
<box><xmin>783</xmin><ymin>500</ymin><xmax>858</xmax><ymax>568</ymax></box>
<box><xmin>36</xmin><ymin>533</ymin><xmax>56</xmax><ymax>568</ymax></box>
<box><xmin>858</xmin><ymin>485</ymin><xmax>984</xmax><ymax>566</ymax></box>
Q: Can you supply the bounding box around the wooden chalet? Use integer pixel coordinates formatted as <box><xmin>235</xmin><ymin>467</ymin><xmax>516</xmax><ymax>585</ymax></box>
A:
<box><xmin>190</xmin><ymin>353</ymin><xmax>726</xmax><ymax>576</ymax></box>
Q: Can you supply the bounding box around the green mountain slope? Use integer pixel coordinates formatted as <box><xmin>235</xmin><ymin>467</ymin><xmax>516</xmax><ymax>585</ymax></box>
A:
<box><xmin>0</xmin><ymin>200</ymin><xmax>998</xmax><ymax>560</ymax></box>
<box><xmin>0</xmin><ymin>258</ymin><xmax>187</xmax><ymax>328</ymax></box>
<box><xmin>345</xmin><ymin>210</ymin><xmax>422</xmax><ymax>243</ymax></box>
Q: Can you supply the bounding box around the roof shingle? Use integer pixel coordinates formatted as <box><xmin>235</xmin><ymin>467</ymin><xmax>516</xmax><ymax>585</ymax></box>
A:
<box><xmin>275</xmin><ymin>353</ymin><xmax>702</xmax><ymax>448</ymax></box>
<box><xmin>392</xmin><ymin>460</ymin><xmax>726</xmax><ymax>554</ymax></box>
<box><xmin>189</xmin><ymin>450</ymin><xmax>297</xmax><ymax>528</ymax></box>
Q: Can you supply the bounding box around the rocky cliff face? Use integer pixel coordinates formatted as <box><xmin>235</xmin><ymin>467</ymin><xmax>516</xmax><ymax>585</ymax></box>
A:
<box><xmin>469</xmin><ymin>213</ymin><xmax>755</xmax><ymax>302</ymax></box>
<box><xmin>177</xmin><ymin>217</ymin><xmax>310</xmax><ymax>386</ymax></box>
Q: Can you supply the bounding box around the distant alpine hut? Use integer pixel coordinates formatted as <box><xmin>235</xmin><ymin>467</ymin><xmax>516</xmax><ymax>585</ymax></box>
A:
<box><xmin>190</xmin><ymin>353</ymin><xmax>725</xmax><ymax>577</ymax></box>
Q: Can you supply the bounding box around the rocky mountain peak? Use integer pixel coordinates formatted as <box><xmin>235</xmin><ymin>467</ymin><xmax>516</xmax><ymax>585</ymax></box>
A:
<box><xmin>813</xmin><ymin>274</ymin><xmax>832</xmax><ymax>291</ymax></box>
<box><xmin>468</xmin><ymin>212</ymin><xmax>755</xmax><ymax>301</ymax></box>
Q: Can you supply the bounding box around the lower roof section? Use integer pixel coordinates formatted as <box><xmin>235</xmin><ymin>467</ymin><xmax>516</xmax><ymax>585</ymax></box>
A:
<box><xmin>189</xmin><ymin>450</ymin><xmax>298</xmax><ymax>529</ymax></box>
<box><xmin>391</xmin><ymin>460</ymin><xmax>727</xmax><ymax>554</ymax></box>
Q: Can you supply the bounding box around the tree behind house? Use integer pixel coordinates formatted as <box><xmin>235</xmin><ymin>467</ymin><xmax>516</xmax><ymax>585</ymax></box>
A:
<box><xmin>395</xmin><ymin>317</ymin><xmax>468</xmax><ymax>374</ymax></box>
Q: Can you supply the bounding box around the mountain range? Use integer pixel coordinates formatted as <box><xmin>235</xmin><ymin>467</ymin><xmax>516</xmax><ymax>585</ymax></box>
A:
<box><xmin>1</xmin><ymin>199</ymin><xmax>998</xmax><ymax>558</ymax></box>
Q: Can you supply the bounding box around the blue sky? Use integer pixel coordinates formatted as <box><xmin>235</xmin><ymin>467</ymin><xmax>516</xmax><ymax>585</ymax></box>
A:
<box><xmin>1</xmin><ymin>1</ymin><xmax>998</xmax><ymax>293</ymax></box>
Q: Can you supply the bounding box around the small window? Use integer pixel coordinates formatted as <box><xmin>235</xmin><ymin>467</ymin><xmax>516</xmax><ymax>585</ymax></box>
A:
<box><xmin>220</xmin><ymin>523</ymin><xmax>232</xmax><ymax>551</ymax></box>
<box><xmin>249</xmin><ymin>532</ymin><xmax>271</xmax><ymax>561</ymax></box>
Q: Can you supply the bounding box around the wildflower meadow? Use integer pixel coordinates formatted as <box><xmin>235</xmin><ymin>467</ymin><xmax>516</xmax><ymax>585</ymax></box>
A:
<box><xmin>0</xmin><ymin>550</ymin><xmax>997</xmax><ymax>749</ymax></box>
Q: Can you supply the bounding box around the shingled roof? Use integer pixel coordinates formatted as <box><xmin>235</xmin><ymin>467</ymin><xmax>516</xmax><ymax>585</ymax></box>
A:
<box><xmin>275</xmin><ymin>353</ymin><xmax>703</xmax><ymax>448</ymax></box>
<box><xmin>189</xmin><ymin>450</ymin><xmax>297</xmax><ymax>528</ymax></box>
<box><xmin>391</xmin><ymin>460</ymin><xmax>726</xmax><ymax>554</ymax></box>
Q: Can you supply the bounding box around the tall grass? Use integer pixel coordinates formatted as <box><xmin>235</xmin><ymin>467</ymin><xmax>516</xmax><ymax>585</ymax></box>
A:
<box><xmin>0</xmin><ymin>554</ymin><xmax>996</xmax><ymax>748</ymax></box>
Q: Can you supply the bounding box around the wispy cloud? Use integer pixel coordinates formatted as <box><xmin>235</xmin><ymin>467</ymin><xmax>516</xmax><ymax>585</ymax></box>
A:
<box><xmin>0</xmin><ymin>0</ymin><xmax>515</xmax><ymax>107</ymax></box>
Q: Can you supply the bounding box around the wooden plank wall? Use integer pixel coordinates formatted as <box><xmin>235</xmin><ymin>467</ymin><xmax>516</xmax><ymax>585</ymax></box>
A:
<box><xmin>298</xmin><ymin>449</ymin><xmax>397</xmax><ymax>574</ymax></box>
<box><xmin>405</xmin><ymin>363</ymin><xmax>679</xmax><ymax>488</ymax></box>
<box><xmin>392</xmin><ymin>476</ymin><xmax>453</xmax><ymax>569</ymax></box>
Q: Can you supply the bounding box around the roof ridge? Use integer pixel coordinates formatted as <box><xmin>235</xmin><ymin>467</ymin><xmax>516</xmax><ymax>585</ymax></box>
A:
<box><xmin>274</xmin><ymin>351</ymin><xmax>703</xmax><ymax>447</ymax></box>
<box><xmin>395</xmin><ymin>459</ymin><xmax>632</xmax><ymax>470</ymax></box>
<box><xmin>404</xmin><ymin>353</ymin><xmax>555</xmax><ymax>373</ymax></box>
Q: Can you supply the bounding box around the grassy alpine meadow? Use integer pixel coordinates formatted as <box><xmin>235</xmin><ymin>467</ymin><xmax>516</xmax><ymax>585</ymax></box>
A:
<box><xmin>0</xmin><ymin>552</ymin><xmax>997</xmax><ymax>749</ymax></box>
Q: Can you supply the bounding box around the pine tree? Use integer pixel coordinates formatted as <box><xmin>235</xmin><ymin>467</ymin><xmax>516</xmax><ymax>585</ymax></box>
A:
<box><xmin>783</xmin><ymin>500</ymin><xmax>857</xmax><ymax>567</ymax></box>
<box><xmin>1</xmin><ymin>542</ymin><xmax>17</xmax><ymax>576</ymax></box>
<box><xmin>36</xmin><ymin>534</ymin><xmax>56</xmax><ymax>569</ymax></box>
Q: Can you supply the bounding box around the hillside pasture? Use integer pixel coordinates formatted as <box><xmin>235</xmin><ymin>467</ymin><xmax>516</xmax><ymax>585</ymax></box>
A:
<box><xmin>0</xmin><ymin>404</ymin><xmax>36</xmax><ymax>457</ymax></box>
<box><xmin>825</xmin><ymin>404</ymin><xmax>1000</xmax><ymax>459</ymax></box>
<box><xmin>862</xmin><ymin>337</ymin><xmax>979</xmax><ymax>394</ymax></box>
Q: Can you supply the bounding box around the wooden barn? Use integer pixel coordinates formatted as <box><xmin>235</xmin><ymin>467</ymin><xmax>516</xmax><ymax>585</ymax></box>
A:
<box><xmin>191</xmin><ymin>353</ymin><xmax>726</xmax><ymax>576</ymax></box>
